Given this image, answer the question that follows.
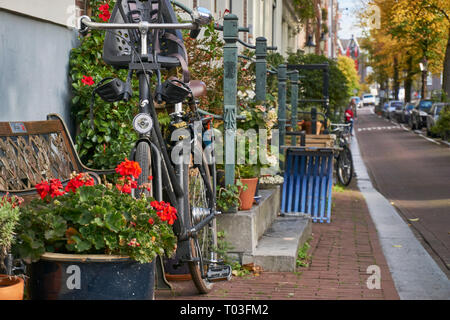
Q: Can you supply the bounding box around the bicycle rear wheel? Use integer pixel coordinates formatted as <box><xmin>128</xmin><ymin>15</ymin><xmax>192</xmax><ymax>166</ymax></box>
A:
<box><xmin>187</xmin><ymin>151</ymin><xmax>217</xmax><ymax>294</ymax></box>
<box><xmin>336</xmin><ymin>145</ymin><xmax>353</xmax><ymax>187</ymax></box>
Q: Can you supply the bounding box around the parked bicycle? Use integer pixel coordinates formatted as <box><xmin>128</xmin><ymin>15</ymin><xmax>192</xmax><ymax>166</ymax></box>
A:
<box><xmin>78</xmin><ymin>0</ymin><xmax>230</xmax><ymax>294</ymax></box>
<box><xmin>330</xmin><ymin>123</ymin><xmax>354</xmax><ymax>186</ymax></box>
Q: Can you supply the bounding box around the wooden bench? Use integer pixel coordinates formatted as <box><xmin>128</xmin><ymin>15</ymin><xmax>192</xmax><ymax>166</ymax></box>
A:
<box><xmin>0</xmin><ymin>113</ymin><xmax>114</xmax><ymax>202</ymax></box>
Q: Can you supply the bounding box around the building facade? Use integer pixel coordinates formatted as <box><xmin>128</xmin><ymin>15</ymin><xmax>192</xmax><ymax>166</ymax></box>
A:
<box><xmin>0</xmin><ymin>0</ymin><xmax>78</xmax><ymax>132</ymax></box>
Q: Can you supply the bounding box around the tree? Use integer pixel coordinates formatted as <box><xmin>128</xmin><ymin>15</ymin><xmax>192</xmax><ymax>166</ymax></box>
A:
<box><xmin>337</xmin><ymin>56</ymin><xmax>361</xmax><ymax>97</ymax></box>
<box><xmin>378</xmin><ymin>0</ymin><xmax>449</xmax><ymax>99</ymax></box>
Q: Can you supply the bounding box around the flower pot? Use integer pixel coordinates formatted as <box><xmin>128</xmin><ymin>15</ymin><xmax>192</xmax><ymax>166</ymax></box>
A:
<box><xmin>238</xmin><ymin>178</ymin><xmax>258</xmax><ymax>211</ymax></box>
<box><xmin>301</xmin><ymin>121</ymin><xmax>322</xmax><ymax>135</ymax></box>
<box><xmin>29</xmin><ymin>253</ymin><xmax>155</xmax><ymax>300</ymax></box>
<box><xmin>0</xmin><ymin>275</ymin><xmax>24</xmax><ymax>300</ymax></box>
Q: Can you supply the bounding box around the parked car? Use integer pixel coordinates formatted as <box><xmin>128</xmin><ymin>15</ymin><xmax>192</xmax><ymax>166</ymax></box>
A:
<box><xmin>362</xmin><ymin>94</ymin><xmax>376</xmax><ymax>106</ymax></box>
<box><xmin>386</xmin><ymin>101</ymin><xmax>404</xmax><ymax>120</ymax></box>
<box><xmin>426</xmin><ymin>102</ymin><xmax>449</xmax><ymax>137</ymax></box>
<box><xmin>409</xmin><ymin>99</ymin><xmax>433</xmax><ymax>130</ymax></box>
<box><xmin>399</xmin><ymin>102</ymin><xmax>415</xmax><ymax>124</ymax></box>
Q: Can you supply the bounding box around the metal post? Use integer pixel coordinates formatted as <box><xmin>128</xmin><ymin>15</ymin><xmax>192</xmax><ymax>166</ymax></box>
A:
<box><xmin>255</xmin><ymin>37</ymin><xmax>268</xmax><ymax>102</ymax></box>
<box><xmin>323</xmin><ymin>66</ymin><xmax>330</xmax><ymax>131</ymax></box>
<box><xmin>290</xmin><ymin>70</ymin><xmax>299</xmax><ymax>145</ymax></box>
<box><xmin>277</xmin><ymin>64</ymin><xmax>287</xmax><ymax>155</ymax></box>
<box><xmin>223</xmin><ymin>14</ymin><xmax>239</xmax><ymax>187</ymax></box>
<box><xmin>311</xmin><ymin>107</ymin><xmax>317</xmax><ymax>134</ymax></box>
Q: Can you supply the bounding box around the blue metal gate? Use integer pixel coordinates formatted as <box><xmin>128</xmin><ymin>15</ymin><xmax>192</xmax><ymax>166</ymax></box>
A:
<box><xmin>281</xmin><ymin>147</ymin><xmax>334</xmax><ymax>223</ymax></box>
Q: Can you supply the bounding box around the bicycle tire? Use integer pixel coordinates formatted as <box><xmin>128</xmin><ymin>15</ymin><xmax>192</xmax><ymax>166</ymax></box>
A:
<box><xmin>135</xmin><ymin>141</ymin><xmax>152</xmax><ymax>198</ymax></box>
<box><xmin>187</xmin><ymin>149</ymin><xmax>217</xmax><ymax>294</ymax></box>
<box><xmin>336</xmin><ymin>145</ymin><xmax>353</xmax><ymax>187</ymax></box>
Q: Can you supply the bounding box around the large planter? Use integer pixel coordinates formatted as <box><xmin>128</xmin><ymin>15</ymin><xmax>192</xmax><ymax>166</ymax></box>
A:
<box><xmin>29</xmin><ymin>253</ymin><xmax>155</xmax><ymax>300</ymax></box>
<box><xmin>238</xmin><ymin>178</ymin><xmax>259</xmax><ymax>211</ymax></box>
<box><xmin>0</xmin><ymin>275</ymin><xmax>24</xmax><ymax>300</ymax></box>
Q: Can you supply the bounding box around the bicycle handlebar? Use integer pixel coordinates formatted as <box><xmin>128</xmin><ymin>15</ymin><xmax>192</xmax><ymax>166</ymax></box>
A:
<box><xmin>79</xmin><ymin>16</ymin><xmax>197</xmax><ymax>33</ymax></box>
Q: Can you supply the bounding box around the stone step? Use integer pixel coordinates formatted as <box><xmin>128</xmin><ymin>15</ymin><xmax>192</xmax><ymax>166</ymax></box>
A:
<box><xmin>243</xmin><ymin>215</ymin><xmax>312</xmax><ymax>272</ymax></box>
<box><xmin>216</xmin><ymin>186</ymin><xmax>281</xmax><ymax>257</ymax></box>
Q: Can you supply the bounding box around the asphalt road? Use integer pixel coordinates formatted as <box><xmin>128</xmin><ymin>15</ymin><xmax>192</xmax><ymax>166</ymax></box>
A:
<box><xmin>354</xmin><ymin>107</ymin><xmax>450</xmax><ymax>277</ymax></box>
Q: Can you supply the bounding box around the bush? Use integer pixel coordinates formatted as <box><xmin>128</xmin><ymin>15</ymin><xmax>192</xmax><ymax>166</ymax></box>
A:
<box><xmin>431</xmin><ymin>105</ymin><xmax>450</xmax><ymax>140</ymax></box>
<box><xmin>69</xmin><ymin>0</ymin><xmax>140</xmax><ymax>170</ymax></box>
<box><xmin>287</xmin><ymin>52</ymin><xmax>350</xmax><ymax>122</ymax></box>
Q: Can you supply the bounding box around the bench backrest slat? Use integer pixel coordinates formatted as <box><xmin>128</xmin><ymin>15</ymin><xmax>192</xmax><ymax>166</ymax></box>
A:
<box><xmin>0</xmin><ymin>118</ymin><xmax>82</xmax><ymax>194</ymax></box>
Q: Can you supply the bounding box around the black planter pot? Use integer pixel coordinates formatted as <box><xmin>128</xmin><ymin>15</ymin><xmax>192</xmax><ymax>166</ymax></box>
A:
<box><xmin>29</xmin><ymin>253</ymin><xmax>155</xmax><ymax>300</ymax></box>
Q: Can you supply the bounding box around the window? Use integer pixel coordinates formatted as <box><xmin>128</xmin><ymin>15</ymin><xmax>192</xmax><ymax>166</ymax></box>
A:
<box><xmin>419</xmin><ymin>101</ymin><xmax>433</xmax><ymax>111</ymax></box>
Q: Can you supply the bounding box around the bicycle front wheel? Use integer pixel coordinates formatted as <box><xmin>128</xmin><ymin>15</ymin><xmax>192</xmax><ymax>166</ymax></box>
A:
<box><xmin>187</xmin><ymin>151</ymin><xmax>217</xmax><ymax>294</ymax></box>
<box><xmin>336</xmin><ymin>145</ymin><xmax>353</xmax><ymax>187</ymax></box>
<box><xmin>135</xmin><ymin>141</ymin><xmax>153</xmax><ymax>198</ymax></box>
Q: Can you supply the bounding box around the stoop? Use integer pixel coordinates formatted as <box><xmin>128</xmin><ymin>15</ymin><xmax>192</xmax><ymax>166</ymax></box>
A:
<box><xmin>216</xmin><ymin>186</ymin><xmax>312</xmax><ymax>272</ymax></box>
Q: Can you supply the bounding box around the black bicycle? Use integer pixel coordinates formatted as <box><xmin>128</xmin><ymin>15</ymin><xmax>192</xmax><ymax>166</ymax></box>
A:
<box><xmin>330</xmin><ymin>123</ymin><xmax>354</xmax><ymax>186</ymax></box>
<box><xmin>78</xmin><ymin>0</ymin><xmax>230</xmax><ymax>294</ymax></box>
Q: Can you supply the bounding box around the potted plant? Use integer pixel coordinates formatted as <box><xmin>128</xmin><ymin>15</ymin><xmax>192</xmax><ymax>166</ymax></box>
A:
<box><xmin>0</xmin><ymin>194</ymin><xmax>24</xmax><ymax>300</ymax></box>
<box><xmin>236</xmin><ymin>165</ymin><xmax>260</xmax><ymax>211</ymax></box>
<box><xmin>13</xmin><ymin>159</ymin><xmax>178</xmax><ymax>300</ymax></box>
<box><xmin>259</xmin><ymin>175</ymin><xmax>285</xmax><ymax>189</ymax></box>
<box><xmin>217</xmin><ymin>180</ymin><xmax>247</xmax><ymax>214</ymax></box>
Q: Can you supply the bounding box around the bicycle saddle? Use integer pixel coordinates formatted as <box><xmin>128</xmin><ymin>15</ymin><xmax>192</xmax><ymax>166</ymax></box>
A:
<box><xmin>103</xmin><ymin>0</ymin><xmax>189</xmax><ymax>77</ymax></box>
<box><xmin>188</xmin><ymin>80</ymin><xmax>207</xmax><ymax>98</ymax></box>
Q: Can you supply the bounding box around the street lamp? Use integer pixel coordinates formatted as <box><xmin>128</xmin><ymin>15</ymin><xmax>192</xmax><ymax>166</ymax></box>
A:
<box><xmin>320</xmin><ymin>32</ymin><xmax>326</xmax><ymax>54</ymax></box>
<box><xmin>305</xmin><ymin>35</ymin><xmax>315</xmax><ymax>54</ymax></box>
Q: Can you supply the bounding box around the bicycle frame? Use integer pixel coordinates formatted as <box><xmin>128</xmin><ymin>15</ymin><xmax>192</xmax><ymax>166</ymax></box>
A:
<box><xmin>78</xmin><ymin>2</ymin><xmax>219</xmax><ymax>276</ymax></box>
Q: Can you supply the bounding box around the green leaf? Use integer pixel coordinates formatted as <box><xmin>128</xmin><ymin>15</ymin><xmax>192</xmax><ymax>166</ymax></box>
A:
<box><xmin>105</xmin><ymin>212</ymin><xmax>126</xmax><ymax>233</ymax></box>
<box><xmin>71</xmin><ymin>235</ymin><xmax>92</xmax><ymax>252</ymax></box>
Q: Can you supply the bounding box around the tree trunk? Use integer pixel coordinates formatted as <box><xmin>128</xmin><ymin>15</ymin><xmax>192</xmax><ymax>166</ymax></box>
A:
<box><xmin>405</xmin><ymin>55</ymin><xmax>413</xmax><ymax>103</ymax></box>
<box><xmin>443</xmin><ymin>27</ymin><xmax>450</xmax><ymax>100</ymax></box>
<box><xmin>314</xmin><ymin>0</ymin><xmax>322</xmax><ymax>55</ymax></box>
<box><xmin>421</xmin><ymin>69</ymin><xmax>427</xmax><ymax>99</ymax></box>
<box><xmin>393</xmin><ymin>56</ymin><xmax>399</xmax><ymax>100</ymax></box>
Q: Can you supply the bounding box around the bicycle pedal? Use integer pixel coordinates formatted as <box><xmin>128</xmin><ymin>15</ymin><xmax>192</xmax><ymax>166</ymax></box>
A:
<box><xmin>206</xmin><ymin>264</ymin><xmax>232</xmax><ymax>282</ymax></box>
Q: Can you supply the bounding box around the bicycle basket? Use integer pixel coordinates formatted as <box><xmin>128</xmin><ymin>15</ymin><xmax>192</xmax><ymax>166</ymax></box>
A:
<box><xmin>103</xmin><ymin>0</ymin><xmax>187</xmax><ymax>70</ymax></box>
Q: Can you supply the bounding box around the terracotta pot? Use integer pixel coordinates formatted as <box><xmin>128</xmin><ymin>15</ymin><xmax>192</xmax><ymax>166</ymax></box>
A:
<box><xmin>238</xmin><ymin>178</ymin><xmax>258</xmax><ymax>211</ymax></box>
<box><xmin>301</xmin><ymin>121</ymin><xmax>322</xmax><ymax>135</ymax></box>
<box><xmin>0</xmin><ymin>275</ymin><xmax>24</xmax><ymax>300</ymax></box>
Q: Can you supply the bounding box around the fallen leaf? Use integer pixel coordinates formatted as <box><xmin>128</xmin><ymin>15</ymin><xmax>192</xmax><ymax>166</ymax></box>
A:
<box><xmin>390</xmin><ymin>202</ymin><xmax>395</xmax><ymax>205</ymax></box>
<box><xmin>393</xmin><ymin>245</ymin><xmax>402</xmax><ymax>248</ymax></box>
<box><xmin>409</xmin><ymin>218</ymin><xmax>419</xmax><ymax>222</ymax></box>
<box><xmin>242</xmin><ymin>263</ymin><xmax>263</xmax><ymax>274</ymax></box>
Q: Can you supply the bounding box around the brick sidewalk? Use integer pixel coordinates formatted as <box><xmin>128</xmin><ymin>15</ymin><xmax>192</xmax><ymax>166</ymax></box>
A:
<box><xmin>156</xmin><ymin>182</ymin><xmax>400</xmax><ymax>300</ymax></box>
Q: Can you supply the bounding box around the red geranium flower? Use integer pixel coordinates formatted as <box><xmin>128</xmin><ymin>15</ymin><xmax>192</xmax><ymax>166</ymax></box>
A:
<box><xmin>98</xmin><ymin>3</ymin><xmax>111</xmax><ymax>22</ymax></box>
<box><xmin>115</xmin><ymin>176</ymin><xmax>138</xmax><ymax>194</ymax></box>
<box><xmin>81</xmin><ymin>75</ymin><xmax>95</xmax><ymax>86</ymax></box>
<box><xmin>115</xmin><ymin>158</ymin><xmax>142</xmax><ymax>179</ymax></box>
<box><xmin>150</xmin><ymin>200</ymin><xmax>177</xmax><ymax>225</ymax></box>
<box><xmin>65</xmin><ymin>173</ymin><xmax>95</xmax><ymax>193</ymax></box>
<box><xmin>49</xmin><ymin>179</ymin><xmax>66</xmax><ymax>198</ymax></box>
<box><xmin>36</xmin><ymin>181</ymin><xmax>51</xmax><ymax>200</ymax></box>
